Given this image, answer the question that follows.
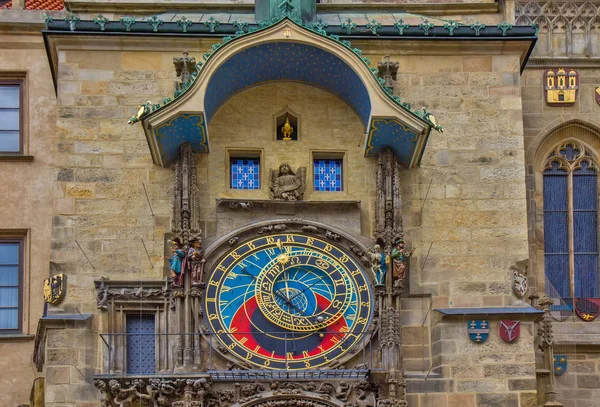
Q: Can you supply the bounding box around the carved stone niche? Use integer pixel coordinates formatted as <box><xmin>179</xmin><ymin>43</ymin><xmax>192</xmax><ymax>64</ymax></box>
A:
<box><xmin>215</xmin><ymin>199</ymin><xmax>363</xmax><ymax>238</ymax></box>
<box><xmin>274</xmin><ymin>107</ymin><xmax>300</xmax><ymax>141</ymax></box>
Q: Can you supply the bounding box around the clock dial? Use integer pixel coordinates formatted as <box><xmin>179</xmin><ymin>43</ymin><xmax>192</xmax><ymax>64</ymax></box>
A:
<box><xmin>205</xmin><ymin>233</ymin><xmax>373</xmax><ymax>370</ymax></box>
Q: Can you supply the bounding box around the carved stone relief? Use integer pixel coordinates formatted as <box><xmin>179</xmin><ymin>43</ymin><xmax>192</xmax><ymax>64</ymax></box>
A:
<box><xmin>516</xmin><ymin>1</ymin><xmax>600</xmax><ymax>57</ymax></box>
<box><xmin>269</xmin><ymin>164</ymin><xmax>306</xmax><ymax>201</ymax></box>
<box><xmin>94</xmin><ymin>379</ymin><xmax>375</xmax><ymax>407</ymax></box>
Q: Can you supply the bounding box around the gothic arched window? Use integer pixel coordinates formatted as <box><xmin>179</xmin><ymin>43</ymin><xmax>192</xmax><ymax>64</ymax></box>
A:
<box><xmin>543</xmin><ymin>141</ymin><xmax>599</xmax><ymax>306</ymax></box>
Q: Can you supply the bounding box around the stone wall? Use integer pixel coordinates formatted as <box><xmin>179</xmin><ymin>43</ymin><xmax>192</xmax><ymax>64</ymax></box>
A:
<box><xmin>360</xmin><ymin>50</ymin><xmax>533</xmax><ymax>405</ymax></box>
<box><xmin>554</xmin><ymin>351</ymin><xmax>600</xmax><ymax>407</ymax></box>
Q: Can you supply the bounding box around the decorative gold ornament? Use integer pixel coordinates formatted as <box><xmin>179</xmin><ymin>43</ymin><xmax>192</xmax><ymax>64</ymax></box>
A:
<box><xmin>281</xmin><ymin>117</ymin><xmax>294</xmax><ymax>141</ymax></box>
<box><xmin>43</xmin><ymin>274</ymin><xmax>66</xmax><ymax>304</ymax></box>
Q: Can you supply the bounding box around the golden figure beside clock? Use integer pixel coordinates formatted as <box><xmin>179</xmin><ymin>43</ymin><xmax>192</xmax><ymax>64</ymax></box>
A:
<box><xmin>204</xmin><ymin>233</ymin><xmax>373</xmax><ymax>370</ymax></box>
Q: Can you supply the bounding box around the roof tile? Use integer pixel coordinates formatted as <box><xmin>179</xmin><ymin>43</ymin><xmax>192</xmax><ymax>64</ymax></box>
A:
<box><xmin>3</xmin><ymin>0</ymin><xmax>64</xmax><ymax>10</ymax></box>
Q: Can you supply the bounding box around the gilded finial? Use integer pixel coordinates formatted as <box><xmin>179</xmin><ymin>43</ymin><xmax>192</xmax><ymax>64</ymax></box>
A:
<box><xmin>128</xmin><ymin>101</ymin><xmax>151</xmax><ymax>125</ymax></box>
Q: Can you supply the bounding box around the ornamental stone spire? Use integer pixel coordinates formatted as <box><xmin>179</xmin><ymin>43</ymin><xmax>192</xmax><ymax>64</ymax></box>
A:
<box><xmin>255</xmin><ymin>0</ymin><xmax>316</xmax><ymax>24</ymax></box>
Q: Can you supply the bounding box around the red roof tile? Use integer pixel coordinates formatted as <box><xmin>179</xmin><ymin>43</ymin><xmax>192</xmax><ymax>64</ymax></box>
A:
<box><xmin>3</xmin><ymin>0</ymin><xmax>64</xmax><ymax>10</ymax></box>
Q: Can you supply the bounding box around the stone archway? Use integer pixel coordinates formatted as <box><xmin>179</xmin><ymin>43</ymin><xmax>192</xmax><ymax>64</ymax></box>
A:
<box><xmin>230</xmin><ymin>390</ymin><xmax>346</xmax><ymax>407</ymax></box>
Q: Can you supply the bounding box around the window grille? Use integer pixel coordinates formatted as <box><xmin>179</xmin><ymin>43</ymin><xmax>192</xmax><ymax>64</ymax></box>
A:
<box><xmin>231</xmin><ymin>158</ymin><xmax>260</xmax><ymax>190</ymax></box>
<box><xmin>126</xmin><ymin>314</ymin><xmax>156</xmax><ymax>374</ymax></box>
<box><xmin>314</xmin><ymin>159</ymin><xmax>342</xmax><ymax>192</ymax></box>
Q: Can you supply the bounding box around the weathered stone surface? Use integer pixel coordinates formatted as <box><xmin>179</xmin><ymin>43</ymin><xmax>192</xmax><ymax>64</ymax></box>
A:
<box><xmin>46</xmin><ymin>367</ymin><xmax>70</xmax><ymax>385</ymax></box>
<box><xmin>475</xmin><ymin>393</ymin><xmax>519</xmax><ymax>407</ymax></box>
<box><xmin>577</xmin><ymin>375</ymin><xmax>600</xmax><ymax>389</ymax></box>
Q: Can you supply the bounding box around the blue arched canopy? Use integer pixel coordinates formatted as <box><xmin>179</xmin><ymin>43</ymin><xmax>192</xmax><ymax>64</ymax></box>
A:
<box><xmin>204</xmin><ymin>42</ymin><xmax>371</xmax><ymax>127</ymax></box>
<box><xmin>145</xmin><ymin>19</ymin><xmax>435</xmax><ymax>167</ymax></box>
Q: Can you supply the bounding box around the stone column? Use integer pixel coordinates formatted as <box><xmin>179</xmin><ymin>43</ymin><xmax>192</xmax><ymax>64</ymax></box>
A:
<box><xmin>536</xmin><ymin>294</ymin><xmax>563</xmax><ymax>407</ymax></box>
<box><xmin>374</xmin><ymin>148</ymin><xmax>407</xmax><ymax>405</ymax></box>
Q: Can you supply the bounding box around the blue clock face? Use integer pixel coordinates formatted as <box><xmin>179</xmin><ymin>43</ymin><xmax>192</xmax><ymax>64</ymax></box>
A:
<box><xmin>205</xmin><ymin>233</ymin><xmax>373</xmax><ymax>370</ymax></box>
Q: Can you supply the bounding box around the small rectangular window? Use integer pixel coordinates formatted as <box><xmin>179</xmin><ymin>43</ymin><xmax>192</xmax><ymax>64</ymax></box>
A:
<box><xmin>0</xmin><ymin>239</ymin><xmax>22</xmax><ymax>333</ymax></box>
<box><xmin>314</xmin><ymin>158</ymin><xmax>343</xmax><ymax>192</ymax></box>
<box><xmin>231</xmin><ymin>158</ymin><xmax>260</xmax><ymax>190</ymax></box>
<box><xmin>0</xmin><ymin>82</ymin><xmax>22</xmax><ymax>154</ymax></box>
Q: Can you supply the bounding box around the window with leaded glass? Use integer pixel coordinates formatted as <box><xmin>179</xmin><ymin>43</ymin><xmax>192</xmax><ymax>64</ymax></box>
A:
<box><xmin>314</xmin><ymin>159</ymin><xmax>343</xmax><ymax>192</ymax></box>
<box><xmin>230</xmin><ymin>158</ymin><xmax>260</xmax><ymax>190</ymax></box>
<box><xmin>543</xmin><ymin>141</ymin><xmax>599</xmax><ymax>309</ymax></box>
<box><xmin>0</xmin><ymin>240</ymin><xmax>22</xmax><ymax>333</ymax></box>
<box><xmin>0</xmin><ymin>82</ymin><xmax>22</xmax><ymax>154</ymax></box>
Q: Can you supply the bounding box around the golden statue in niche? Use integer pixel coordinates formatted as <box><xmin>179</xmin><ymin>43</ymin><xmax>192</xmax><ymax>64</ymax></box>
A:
<box><xmin>281</xmin><ymin>117</ymin><xmax>294</xmax><ymax>141</ymax></box>
<box><xmin>276</xmin><ymin>112</ymin><xmax>298</xmax><ymax>141</ymax></box>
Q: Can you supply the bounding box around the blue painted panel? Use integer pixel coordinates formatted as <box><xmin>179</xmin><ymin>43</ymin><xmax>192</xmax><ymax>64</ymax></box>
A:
<box><xmin>575</xmin><ymin>255</ymin><xmax>599</xmax><ymax>298</ymax></box>
<box><xmin>314</xmin><ymin>159</ymin><xmax>342</xmax><ymax>192</ymax></box>
<box><xmin>365</xmin><ymin>118</ymin><xmax>421</xmax><ymax>167</ymax></box>
<box><xmin>204</xmin><ymin>42</ymin><xmax>371</xmax><ymax>127</ymax></box>
<box><xmin>154</xmin><ymin>113</ymin><xmax>209</xmax><ymax>165</ymax></box>
<box><xmin>543</xmin><ymin>173</ymin><xmax>570</xmax><ymax>300</ymax></box>
<box><xmin>127</xmin><ymin>314</ymin><xmax>155</xmax><ymax>374</ymax></box>
<box><xmin>573</xmin><ymin>167</ymin><xmax>599</xmax><ymax>298</ymax></box>
<box><xmin>231</xmin><ymin>158</ymin><xmax>260</xmax><ymax>190</ymax></box>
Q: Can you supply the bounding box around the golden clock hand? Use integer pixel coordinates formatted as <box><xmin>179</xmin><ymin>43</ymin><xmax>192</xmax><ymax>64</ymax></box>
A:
<box><xmin>283</xmin><ymin>267</ymin><xmax>291</xmax><ymax>300</ymax></box>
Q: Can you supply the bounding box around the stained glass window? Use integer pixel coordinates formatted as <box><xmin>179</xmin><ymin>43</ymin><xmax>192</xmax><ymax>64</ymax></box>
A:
<box><xmin>230</xmin><ymin>158</ymin><xmax>260</xmax><ymax>190</ymax></box>
<box><xmin>543</xmin><ymin>142</ymin><xmax>599</xmax><ymax>309</ymax></box>
<box><xmin>314</xmin><ymin>159</ymin><xmax>342</xmax><ymax>192</ymax></box>
<box><xmin>0</xmin><ymin>240</ymin><xmax>21</xmax><ymax>332</ymax></box>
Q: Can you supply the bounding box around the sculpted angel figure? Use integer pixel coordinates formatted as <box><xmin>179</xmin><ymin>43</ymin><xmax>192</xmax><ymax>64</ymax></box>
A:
<box><xmin>269</xmin><ymin>163</ymin><xmax>306</xmax><ymax>201</ymax></box>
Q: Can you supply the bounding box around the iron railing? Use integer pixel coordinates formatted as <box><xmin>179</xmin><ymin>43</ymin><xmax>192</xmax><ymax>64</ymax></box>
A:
<box><xmin>99</xmin><ymin>330</ymin><xmax>377</xmax><ymax>380</ymax></box>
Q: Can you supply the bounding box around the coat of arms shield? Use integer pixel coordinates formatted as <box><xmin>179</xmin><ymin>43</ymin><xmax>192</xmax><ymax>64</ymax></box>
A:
<box><xmin>595</xmin><ymin>87</ymin><xmax>600</xmax><ymax>106</ymax></box>
<box><xmin>575</xmin><ymin>298</ymin><xmax>600</xmax><ymax>322</ymax></box>
<box><xmin>43</xmin><ymin>274</ymin><xmax>66</xmax><ymax>305</ymax></box>
<box><xmin>499</xmin><ymin>320</ymin><xmax>520</xmax><ymax>343</ymax></box>
<box><xmin>468</xmin><ymin>320</ymin><xmax>489</xmax><ymax>343</ymax></box>
<box><xmin>554</xmin><ymin>355</ymin><xmax>567</xmax><ymax>376</ymax></box>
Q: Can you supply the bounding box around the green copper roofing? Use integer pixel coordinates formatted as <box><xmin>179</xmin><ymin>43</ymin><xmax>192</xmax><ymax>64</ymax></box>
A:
<box><xmin>129</xmin><ymin>15</ymin><xmax>443</xmax><ymax>132</ymax></box>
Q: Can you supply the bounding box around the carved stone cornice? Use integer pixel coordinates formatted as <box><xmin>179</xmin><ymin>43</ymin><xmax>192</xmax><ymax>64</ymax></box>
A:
<box><xmin>94</xmin><ymin>278</ymin><xmax>170</xmax><ymax>309</ymax></box>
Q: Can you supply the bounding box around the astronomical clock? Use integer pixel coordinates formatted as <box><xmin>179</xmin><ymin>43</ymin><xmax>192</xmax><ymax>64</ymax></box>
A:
<box><xmin>204</xmin><ymin>231</ymin><xmax>374</xmax><ymax>371</ymax></box>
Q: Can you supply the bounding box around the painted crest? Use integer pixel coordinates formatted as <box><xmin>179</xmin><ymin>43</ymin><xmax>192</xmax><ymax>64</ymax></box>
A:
<box><xmin>43</xmin><ymin>274</ymin><xmax>66</xmax><ymax>305</ymax></box>
<box><xmin>575</xmin><ymin>298</ymin><xmax>600</xmax><ymax>322</ymax></box>
<box><xmin>595</xmin><ymin>87</ymin><xmax>600</xmax><ymax>106</ymax></box>
<box><xmin>499</xmin><ymin>320</ymin><xmax>520</xmax><ymax>343</ymax></box>
<box><xmin>554</xmin><ymin>355</ymin><xmax>567</xmax><ymax>376</ymax></box>
<box><xmin>544</xmin><ymin>68</ymin><xmax>579</xmax><ymax>105</ymax></box>
<box><xmin>511</xmin><ymin>263</ymin><xmax>528</xmax><ymax>298</ymax></box>
<box><xmin>468</xmin><ymin>319</ymin><xmax>489</xmax><ymax>343</ymax></box>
